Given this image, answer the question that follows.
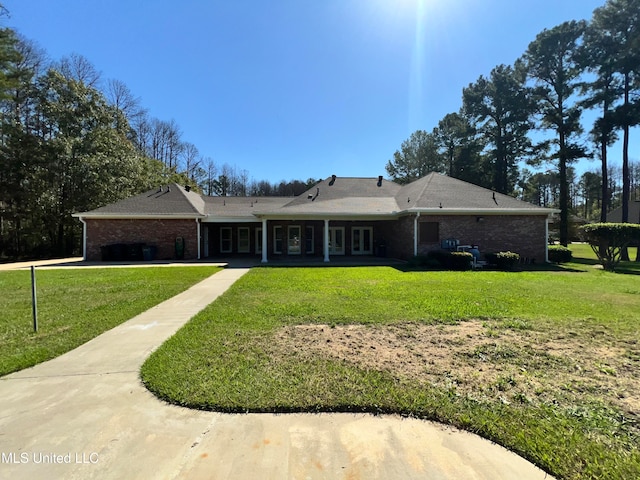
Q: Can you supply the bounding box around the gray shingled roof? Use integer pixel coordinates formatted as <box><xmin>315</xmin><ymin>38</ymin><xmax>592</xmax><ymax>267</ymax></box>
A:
<box><xmin>74</xmin><ymin>184</ymin><xmax>206</xmax><ymax>217</ymax></box>
<box><xmin>607</xmin><ymin>201</ymin><xmax>640</xmax><ymax>223</ymax></box>
<box><xmin>400</xmin><ymin>173</ymin><xmax>550</xmax><ymax>213</ymax></box>
<box><xmin>204</xmin><ymin>196</ymin><xmax>291</xmax><ymax>218</ymax></box>
<box><xmin>272</xmin><ymin>177</ymin><xmax>402</xmax><ymax>217</ymax></box>
<box><xmin>74</xmin><ymin>175</ymin><xmax>555</xmax><ymax>219</ymax></box>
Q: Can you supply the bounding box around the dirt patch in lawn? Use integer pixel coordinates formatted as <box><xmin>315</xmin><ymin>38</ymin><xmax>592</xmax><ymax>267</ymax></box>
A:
<box><xmin>272</xmin><ymin>321</ymin><xmax>640</xmax><ymax>420</ymax></box>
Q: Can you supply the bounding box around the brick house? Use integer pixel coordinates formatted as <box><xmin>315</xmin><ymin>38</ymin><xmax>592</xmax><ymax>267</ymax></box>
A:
<box><xmin>73</xmin><ymin>173</ymin><xmax>557</xmax><ymax>263</ymax></box>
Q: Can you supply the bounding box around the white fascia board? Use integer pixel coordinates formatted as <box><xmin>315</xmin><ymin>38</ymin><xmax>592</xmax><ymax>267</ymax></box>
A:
<box><xmin>72</xmin><ymin>214</ymin><xmax>205</xmax><ymax>219</ymax></box>
<box><xmin>202</xmin><ymin>216</ymin><xmax>261</xmax><ymax>223</ymax></box>
<box><xmin>406</xmin><ymin>208</ymin><xmax>558</xmax><ymax>216</ymax></box>
<box><xmin>253</xmin><ymin>213</ymin><xmax>400</xmax><ymax>221</ymax></box>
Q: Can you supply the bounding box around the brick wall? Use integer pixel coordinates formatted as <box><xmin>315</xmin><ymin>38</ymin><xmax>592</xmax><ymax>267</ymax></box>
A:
<box><xmin>84</xmin><ymin>219</ymin><xmax>199</xmax><ymax>261</ymax></box>
<box><xmin>416</xmin><ymin>214</ymin><xmax>548</xmax><ymax>262</ymax></box>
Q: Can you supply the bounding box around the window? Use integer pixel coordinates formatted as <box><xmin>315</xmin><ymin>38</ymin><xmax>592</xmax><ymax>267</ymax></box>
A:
<box><xmin>256</xmin><ymin>228</ymin><xmax>262</xmax><ymax>254</ymax></box>
<box><xmin>288</xmin><ymin>226</ymin><xmax>301</xmax><ymax>255</ymax></box>
<box><xmin>274</xmin><ymin>226</ymin><xmax>283</xmax><ymax>254</ymax></box>
<box><xmin>220</xmin><ymin>227</ymin><xmax>232</xmax><ymax>253</ymax></box>
<box><xmin>328</xmin><ymin>227</ymin><xmax>345</xmax><ymax>255</ymax></box>
<box><xmin>305</xmin><ymin>226</ymin><xmax>314</xmax><ymax>254</ymax></box>
<box><xmin>238</xmin><ymin>227</ymin><xmax>250</xmax><ymax>253</ymax></box>
<box><xmin>420</xmin><ymin>222</ymin><xmax>439</xmax><ymax>244</ymax></box>
<box><xmin>352</xmin><ymin>227</ymin><xmax>373</xmax><ymax>255</ymax></box>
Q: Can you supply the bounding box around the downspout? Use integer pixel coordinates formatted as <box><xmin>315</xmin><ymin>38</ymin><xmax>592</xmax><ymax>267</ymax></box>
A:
<box><xmin>413</xmin><ymin>212</ymin><xmax>420</xmax><ymax>257</ymax></box>
<box><xmin>196</xmin><ymin>218</ymin><xmax>201</xmax><ymax>260</ymax></box>
<box><xmin>78</xmin><ymin>216</ymin><xmax>87</xmax><ymax>261</ymax></box>
<box><xmin>545</xmin><ymin>215</ymin><xmax>550</xmax><ymax>263</ymax></box>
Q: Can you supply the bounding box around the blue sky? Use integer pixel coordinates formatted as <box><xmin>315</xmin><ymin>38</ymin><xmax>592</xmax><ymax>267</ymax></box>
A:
<box><xmin>4</xmin><ymin>0</ymin><xmax>624</xmax><ymax>185</ymax></box>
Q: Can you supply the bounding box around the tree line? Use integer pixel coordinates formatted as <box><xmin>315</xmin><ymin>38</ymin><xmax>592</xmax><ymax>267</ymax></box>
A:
<box><xmin>0</xmin><ymin>10</ymin><xmax>314</xmax><ymax>260</ymax></box>
<box><xmin>386</xmin><ymin>0</ymin><xmax>639</xmax><ymax>248</ymax></box>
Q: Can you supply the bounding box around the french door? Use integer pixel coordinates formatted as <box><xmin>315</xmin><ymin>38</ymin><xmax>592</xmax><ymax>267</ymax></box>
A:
<box><xmin>328</xmin><ymin>227</ymin><xmax>345</xmax><ymax>255</ymax></box>
<box><xmin>351</xmin><ymin>227</ymin><xmax>373</xmax><ymax>255</ymax></box>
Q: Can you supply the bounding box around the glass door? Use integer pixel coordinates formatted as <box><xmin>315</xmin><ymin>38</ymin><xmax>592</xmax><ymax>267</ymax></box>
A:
<box><xmin>328</xmin><ymin>227</ymin><xmax>345</xmax><ymax>255</ymax></box>
<box><xmin>288</xmin><ymin>225</ymin><xmax>301</xmax><ymax>255</ymax></box>
<box><xmin>352</xmin><ymin>227</ymin><xmax>373</xmax><ymax>255</ymax></box>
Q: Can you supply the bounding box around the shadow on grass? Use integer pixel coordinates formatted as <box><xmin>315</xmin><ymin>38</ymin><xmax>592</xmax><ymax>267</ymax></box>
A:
<box><xmin>569</xmin><ymin>257</ymin><xmax>640</xmax><ymax>276</ymax></box>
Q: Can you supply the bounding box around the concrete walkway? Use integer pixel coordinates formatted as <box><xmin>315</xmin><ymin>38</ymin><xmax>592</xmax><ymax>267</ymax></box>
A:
<box><xmin>0</xmin><ymin>266</ymin><xmax>553</xmax><ymax>479</ymax></box>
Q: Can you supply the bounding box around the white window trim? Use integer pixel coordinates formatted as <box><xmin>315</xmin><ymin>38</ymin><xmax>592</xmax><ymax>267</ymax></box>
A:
<box><xmin>256</xmin><ymin>227</ymin><xmax>262</xmax><ymax>254</ymax></box>
<box><xmin>288</xmin><ymin>225</ymin><xmax>301</xmax><ymax>255</ymax></box>
<box><xmin>273</xmin><ymin>225</ymin><xmax>283</xmax><ymax>254</ymax></box>
<box><xmin>237</xmin><ymin>227</ymin><xmax>250</xmax><ymax>253</ymax></box>
<box><xmin>329</xmin><ymin>227</ymin><xmax>345</xmax><ymax>255</ymax></box>
<box><xmin>305</xmin><ymin>226</ymin><xmax>314</xmax><ymax>254</ymax></box>
<box><xmin>220</xmin><ymin>227</ymin><xmax>232</xmax><ymax>253</ymax></box>
<box><xmin>351</xmin><ymin>226</ymin><xmax>373</xmax><ymax>255</ymax></box>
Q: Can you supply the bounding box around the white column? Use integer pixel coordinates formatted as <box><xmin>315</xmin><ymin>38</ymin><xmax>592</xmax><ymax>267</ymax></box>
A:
<box><xmin>79</xmin><ymin>217</ymin><xmax>87</xmax><ymax>261</ymax></box>
<box><xmin>262</xmin><ymin>218</ymin><xmax>268</xmax><ymax>263</ymax></box>
<box><xmin>413</xmin><ymin>212</ymin><xmax>420</xmax><ymax>256</ymax></box>
<box><xmin>196</xmin><ymin>219</ymin><xmax>201</xmax><ymax>260</ymax></box>
<box><xmin>323</xmin><ymin>219</ymin><xmax>330</xmax><ymax>262</ymax></box>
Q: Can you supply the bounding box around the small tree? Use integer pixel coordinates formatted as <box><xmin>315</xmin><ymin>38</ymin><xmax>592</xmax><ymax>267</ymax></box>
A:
<box><xmin>580</xmin><ymin>223</ymin><xmax>640</xmax><ymax>271</ymax></box>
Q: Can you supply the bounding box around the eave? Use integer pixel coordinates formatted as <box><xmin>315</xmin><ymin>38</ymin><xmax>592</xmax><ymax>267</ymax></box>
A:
<box><xmin>72</xmin><ymin>213</ymin><xmax>205</xmax><ymax>220</ymax></box>
<box><xmin>405</xmin><ymin>208</ymin><xmax>559</xmax><ymax>216</ymax></box>
<box><xmin>252</xmin><ymin>212</ymin><xmax>401</xmax><ymax>221</ymax></box>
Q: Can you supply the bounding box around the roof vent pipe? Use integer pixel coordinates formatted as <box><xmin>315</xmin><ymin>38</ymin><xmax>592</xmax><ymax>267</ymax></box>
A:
<box><xmin>329</xmin><ymin>175</ymin><xmax>336</xmax><ymax>186</ymax></box>
<box><xmin>377</xmin><ymin>175</ymin><xmax>383</xmax><ymax>187</ymax></box>
<box><xmin>185</xmin><ymin>185</ymin><xmax>191</xmax><ymax>192</ymax></box>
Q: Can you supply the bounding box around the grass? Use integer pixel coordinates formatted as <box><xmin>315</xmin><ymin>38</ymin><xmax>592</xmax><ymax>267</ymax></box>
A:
<box><xmin>0</xmin><ymin>266</ymin><xmax>221</xmax><ymax>376</ymax></box>
<box><xmin>142</xmin><ymin>248</ymin><xmax>640</xmax><ymax>480</ymax></box>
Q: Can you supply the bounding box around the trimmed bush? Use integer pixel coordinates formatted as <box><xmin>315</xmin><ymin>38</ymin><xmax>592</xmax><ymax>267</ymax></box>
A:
<box><xmin>581</xmin><ymin>223</ymin><xmax>640</xmax><ymax>271</ymax></box>
<box><xmin>450</xmin><ymin>251</ymin><xmax>473</xmax><ymax>271</ymax></box>
<box><xmin>486</xmin><ymin>251</ymin><xmax>520</xmax><ymax>270</ymax></box>
<box><xmin>426</xmin><ymin>250</ymin><xmax>451</xmax><ymax>268</ymax></box>
<box><xmin>408</xmin><ymin>255</ymin><xmax>439</xmax><ymax>268</ymax></box>
<box><xmin>548</xmin><ymin>245</ymin><xmax>572</xmax><ymax>263</ymax></box>
<box><xmin>412</xmin><ymin>250</ymin><xmax>473</xmax><ymax>270</ymax></box>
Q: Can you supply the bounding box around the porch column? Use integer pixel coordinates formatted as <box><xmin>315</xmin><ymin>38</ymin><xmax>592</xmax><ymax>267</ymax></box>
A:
<box><xmin>413</xmin><ymin>212</ymin><xmax>420</xmax><ymax>256</ymax></box>
<box><xmin>323</xmin><ymin>219</ymin><xmax>330</xmax><ymax>262</ymax></box>
<box><xmin>196</xmin><ymin>219</ymin><xmax>201</xmax><ymax>260</ymax></box>
<box><xmin>261</xmin><ymin>218</ymin><xmax>268</xmax><ymax>263</ymax></box>
<box><xmin>79</xmin><ymin>217</ymin><xmax>87</xmax><ymax>261</ymax></box>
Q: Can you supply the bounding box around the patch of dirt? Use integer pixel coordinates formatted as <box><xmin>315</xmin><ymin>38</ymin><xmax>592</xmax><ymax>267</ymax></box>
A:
<box><xmin>271</xmin><ymin>321</ymin><xmax>640</xmax><ymax>420</ymax></box>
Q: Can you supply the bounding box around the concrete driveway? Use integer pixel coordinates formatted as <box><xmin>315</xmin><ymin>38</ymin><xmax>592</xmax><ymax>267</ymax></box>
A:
<box><xmin>0</xmin><ymin>265</ymin><xmax>553</xmax><ymax>479</ymax></box>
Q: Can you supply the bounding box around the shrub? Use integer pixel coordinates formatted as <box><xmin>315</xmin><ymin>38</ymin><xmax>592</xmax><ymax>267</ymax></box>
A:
<box><xmin>449</xmin><ymin>252</ymin><xmax>473</xmax><ymax>271</ymax></box>
<box><xmin>548</xmin><ymin>245</ymin><xmax>572</xmax><ymax>263</ymax></box>
<box><xmin>581</xmin><ymin>223</ymin><xmax>640</xmax><ymax>271</ymax></box>
<box><xmin>486</xmin><ymin>251</ymin><xmax>520</xmax><ymax>270</ymax></box>
<box><xmin>426</xmin><ymin>250</ymin><xmax>450</xmax><ymax>267</ymax></box>
<box><xmin>413</xmin><ymin>250</ymin><xmax>473</xmax><ymax>270</ymax></box>
<box><xmin>408</xmin><ymin>255</ymin><xmax>439</xmax><ymax>268</ymax></box>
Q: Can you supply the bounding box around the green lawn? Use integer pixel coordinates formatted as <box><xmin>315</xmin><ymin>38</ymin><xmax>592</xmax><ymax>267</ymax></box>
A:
<box><xmin>0</xmin><ymin>266</ymin><xmax>221</xmax><ymax>376</ymax></box>
<box><xmin>142</xmin><ymin>249</ymin><xmax>640</xmax><ymax>480</ymax></box>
